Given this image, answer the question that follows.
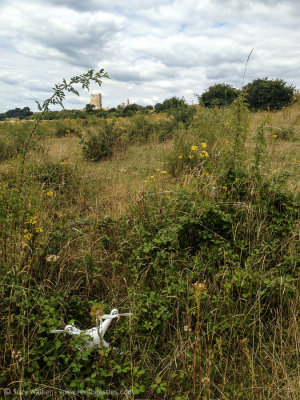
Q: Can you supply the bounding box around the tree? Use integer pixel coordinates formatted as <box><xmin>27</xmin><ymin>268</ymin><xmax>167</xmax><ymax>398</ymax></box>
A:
<box><xmin>2</xmin><ymin>106</ymin><xmax>33</xmax><ymax>119</ymax></box>
<box><xmin>155</xmin><ymin>96</ymin><xmax>187</xmax><ymax>112</ymax></box>
<box><xmin>199</xmin><ymin>84</ymin><xmax>239</xmax><ymax>108</ymax></box>
<box><xmin>85</xmin><ymin>104</ymin><xmax>96</xmax><ymax>113</ymax></box>
<box><xmin>243</xmin><ymin>78</ymin><xmax>294</xmax><ymax>111</ymax></box>
<box><xmin>123</xmin><ymin>103</ymin><xmax>141</xmax><ymax>116</ymax></box>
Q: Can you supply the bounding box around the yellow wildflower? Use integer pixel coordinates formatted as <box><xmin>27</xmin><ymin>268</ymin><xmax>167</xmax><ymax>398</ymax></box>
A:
<box><xmin>156</xmin><ymin>168</ymin><xmax>161</xmax><ymax>172</ymax></box>
<box><xmin>201</xmin><ymin>150</ymin><xmax>209</xmax><ymax>158</ymax></box>
<box><xmin>24</xmin><ymin>229</ymin><xmax>28</xmax><ymax>233</ymax></box>
<box><xmin>25</xmin><ymin>216</ymin><xmax>37</xmax><ymax>225</ymax></box>
<box><xmin>188</xmin><ymin>155</ymin><xmax>193</xmax><ymax>159</ymax></box>
<box><xmin>35</xmin><ymin>227</ymin><xmax>43</xmax><ymax>233</ymax></box>
<box><xmin>47</xmin><ymin>190</ymin><xmax>54</xmax><ymax>197</ymax></box>
<box><xmin>144</xmin><ymin>180</ymin><xmax>149</xmax><ymax>183</ymax></box>
<box><xmin>201</xmin><ymin>142</ymin><xmax>207</xmax><ymax>148</ymax></box>
<box><xmin>24</xmin><ymin>233</ymin><xmax>33</xmax><ymax>241</ymax></box>
<box><xmin>206</xmin><ymin>172</ymin><xmax>210</xmax><ymax>177</ymax></box>
<box><xmin>273</xmin><ymin>134</ymin><xmax>278</xmax><ymax>138</ymax></box>
<box><xmin>161</xmin><ymin>171</ymin><xmax>167</xmax><ymax>174</ymax></box>
<box><xmin>151</xmin><ymin>176</ymin><xmax>155</xmax><ymax>179</ymax></box>
<box><xmin>178</xmin><ymin>155</ymin><xmax>183</xmax><ymax>159</ymax></box>
<box><xmin>191</xmin><ymin>145</ymin><xmax>198</xmax><ymax>151</ymax></box>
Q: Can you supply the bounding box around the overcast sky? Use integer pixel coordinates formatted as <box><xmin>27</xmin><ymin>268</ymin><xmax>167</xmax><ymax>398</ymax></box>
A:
<box><xmin>0</xmin><ymin>0</ymin><xmax>299</xmax><ymax>111</ymax></box>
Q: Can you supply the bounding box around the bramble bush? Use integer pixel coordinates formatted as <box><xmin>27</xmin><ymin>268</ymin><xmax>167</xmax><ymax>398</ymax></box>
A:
<box><xmin>154</xmin><ymin>96</ymin><xmax>188</xmax><ymax>112</ymax></box>
<box><xmin>243</xmin><ymin>77</ymin><xmax>294</xmax><ymax>111</ymax></box>
<box><xmin>197</xmin><ymin>83</ymin><xmax>239</xmax><ymax>108</ymax></box>
<box><xmin>82</xmin><ymin>120</ymin><xmax>121</xmax><ymax>161</ymax></box>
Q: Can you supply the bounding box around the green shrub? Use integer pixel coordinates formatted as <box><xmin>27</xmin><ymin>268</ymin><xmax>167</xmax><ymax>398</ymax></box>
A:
<box><xmin>122</xmin><ymin>103</ymin><xmax>142</xmax><ymax>116</ymax></box>
<box><xmin>169</xmin><ymin>106</ymin><xmax>196</xmax><ymax>128</ymax></box>
<box><xmin>82</xmin><ymin>121</ymin><xmax>120</xmax><ymax>161</ymax></box>
<box><xmin>198</xmin><ymin>84</ymin><xmax>239</xmax><ymax>108</ymax></box>
<box><xmin>243</xmin><ymin>77</ymin><xmax>294</xmax><ymax>111</ymax></box>
<box><xmin>127</xmin><ymin>114</ymin><xmax>154</xmax><ymax>142</ymax></box>
<box><xmin>154</xmin><ymin>96</ymin><xmax>188</xmax><ymax>112</ymax></box>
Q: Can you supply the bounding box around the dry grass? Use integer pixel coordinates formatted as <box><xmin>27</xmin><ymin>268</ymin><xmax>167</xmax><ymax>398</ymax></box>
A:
<box><xmin>7</xmin><ymin>101</ymin><xmax>297</xmax><ymax>221</ymax></box>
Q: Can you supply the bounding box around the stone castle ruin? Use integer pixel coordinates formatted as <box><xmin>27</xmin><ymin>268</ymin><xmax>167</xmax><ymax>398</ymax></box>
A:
<box><xmin>90</xmin><ymin>94</ymin><xmax>131</xmax><ymax>110</ymax></box>
<box><xmin>90</xmin><ymin>94</ymin><xmax>102</xmax><ymax>110</ymax></box>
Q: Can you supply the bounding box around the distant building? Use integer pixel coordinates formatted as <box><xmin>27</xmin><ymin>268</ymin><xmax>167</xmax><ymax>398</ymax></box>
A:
<box><xmin>90</xmin><ymin>93</ymin><xmax>102</xmax><ymax>110</ymax></box>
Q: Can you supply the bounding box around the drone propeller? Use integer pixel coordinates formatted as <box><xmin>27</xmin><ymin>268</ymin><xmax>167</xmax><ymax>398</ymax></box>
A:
<box><xmin>101</xmin><ymin>312</ymin><xmax>133</xmax><ymax>319</ymax></box>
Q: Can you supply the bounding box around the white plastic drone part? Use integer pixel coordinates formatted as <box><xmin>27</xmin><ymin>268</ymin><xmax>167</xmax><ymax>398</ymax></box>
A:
<box><xmin>50</xmin><ymin>308</ymin><xmax>133</xmax><ymax>351</ymax></box>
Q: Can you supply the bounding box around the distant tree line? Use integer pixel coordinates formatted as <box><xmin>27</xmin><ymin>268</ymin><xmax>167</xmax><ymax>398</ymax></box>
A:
<box><xmin>0</xmin><ymin>107</ymin><xmax>33</xmax><ymax>121</ymax></box>
<box><xmin>85</xmin><ymin>103</ymin><xmax>154</xmax><ymax>118</ymax></box>
<box><xmin>3</xmin><ymin>77</ymin><xmax>294</xmax><ymax>122</ymax></box>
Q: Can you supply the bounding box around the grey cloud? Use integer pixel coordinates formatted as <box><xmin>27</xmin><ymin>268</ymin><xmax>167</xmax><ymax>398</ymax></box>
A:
<box><xmin>26</xmin><ymin>0</ymin><xmax>172</xmax><ymax>12</ymax></box>
<box><xmin>0</xmin><ymin>0</ymin><xmax>299</xmax><ymax>112</ymax></box>
<box><xmin>0</xmin><ymin>4</ymin><xmax>124</xmax><ymax>68</ymax></box>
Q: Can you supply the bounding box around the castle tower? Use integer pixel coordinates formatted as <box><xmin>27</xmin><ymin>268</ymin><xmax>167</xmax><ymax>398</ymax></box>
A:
<box><xmin>90</xmin><ymin>93</ymin><xmax>102</xmax><ymax>110</ymax></box>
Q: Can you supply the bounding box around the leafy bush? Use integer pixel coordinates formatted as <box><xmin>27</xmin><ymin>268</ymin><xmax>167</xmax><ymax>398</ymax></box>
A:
<box><xmin>169</xmin><ymin>105</ymin><xmax>196</xmax><ymax>128</ymax></box>
<box><xmin>0</xmin><ymin>106</ymin><xmax>33</xmax><ymax>120</ymax></box>
<box><xmin>82</xmin><ymin>121</ymin><xmax>121</xmax><ymax>161</ymax></box>
<box><xmin>122</xmin><ymin>103</ymin><xmax>141</xmax><ymax>116</ymax></box>
<box><xmin>244</xmin><ymin>77</ymin><xmax>294</xmax><ymax>110</ymax></box>
<box><xmin>199</xmin><ymin>84</ymin><xmax>239</xmax><ymax>108</ymax></box>
<box><xmin>154</xmin><ymin>96</ymin><xmax>187</xmax><ymax>112</ymax></box>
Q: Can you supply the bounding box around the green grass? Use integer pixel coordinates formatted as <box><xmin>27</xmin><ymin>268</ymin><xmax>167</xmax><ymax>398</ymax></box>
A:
<box><xmin>0</xmin><ymin>100</ymin><xmax>299</xmax><ymax>399</ymax></box>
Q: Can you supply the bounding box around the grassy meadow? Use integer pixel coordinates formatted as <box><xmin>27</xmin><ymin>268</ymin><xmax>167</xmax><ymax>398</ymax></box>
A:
<box><xmin>0</xmin><ymin>98</ymin><xmax>299</xmax><ymax>399</ymax></box>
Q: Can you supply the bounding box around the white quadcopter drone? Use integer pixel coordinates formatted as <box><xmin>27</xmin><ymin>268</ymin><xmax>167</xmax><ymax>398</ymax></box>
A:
<box><xmin>50</xmin><ymin>308</ymin><xmax>132</xmax><ymax>351</ymax></box>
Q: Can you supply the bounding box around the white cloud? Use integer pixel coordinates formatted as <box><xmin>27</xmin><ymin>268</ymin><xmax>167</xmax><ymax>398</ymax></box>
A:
<box><xmin>0</xmin><ymin>0</ymin><xmax>299</xmax><ymax>111</ymax></box>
